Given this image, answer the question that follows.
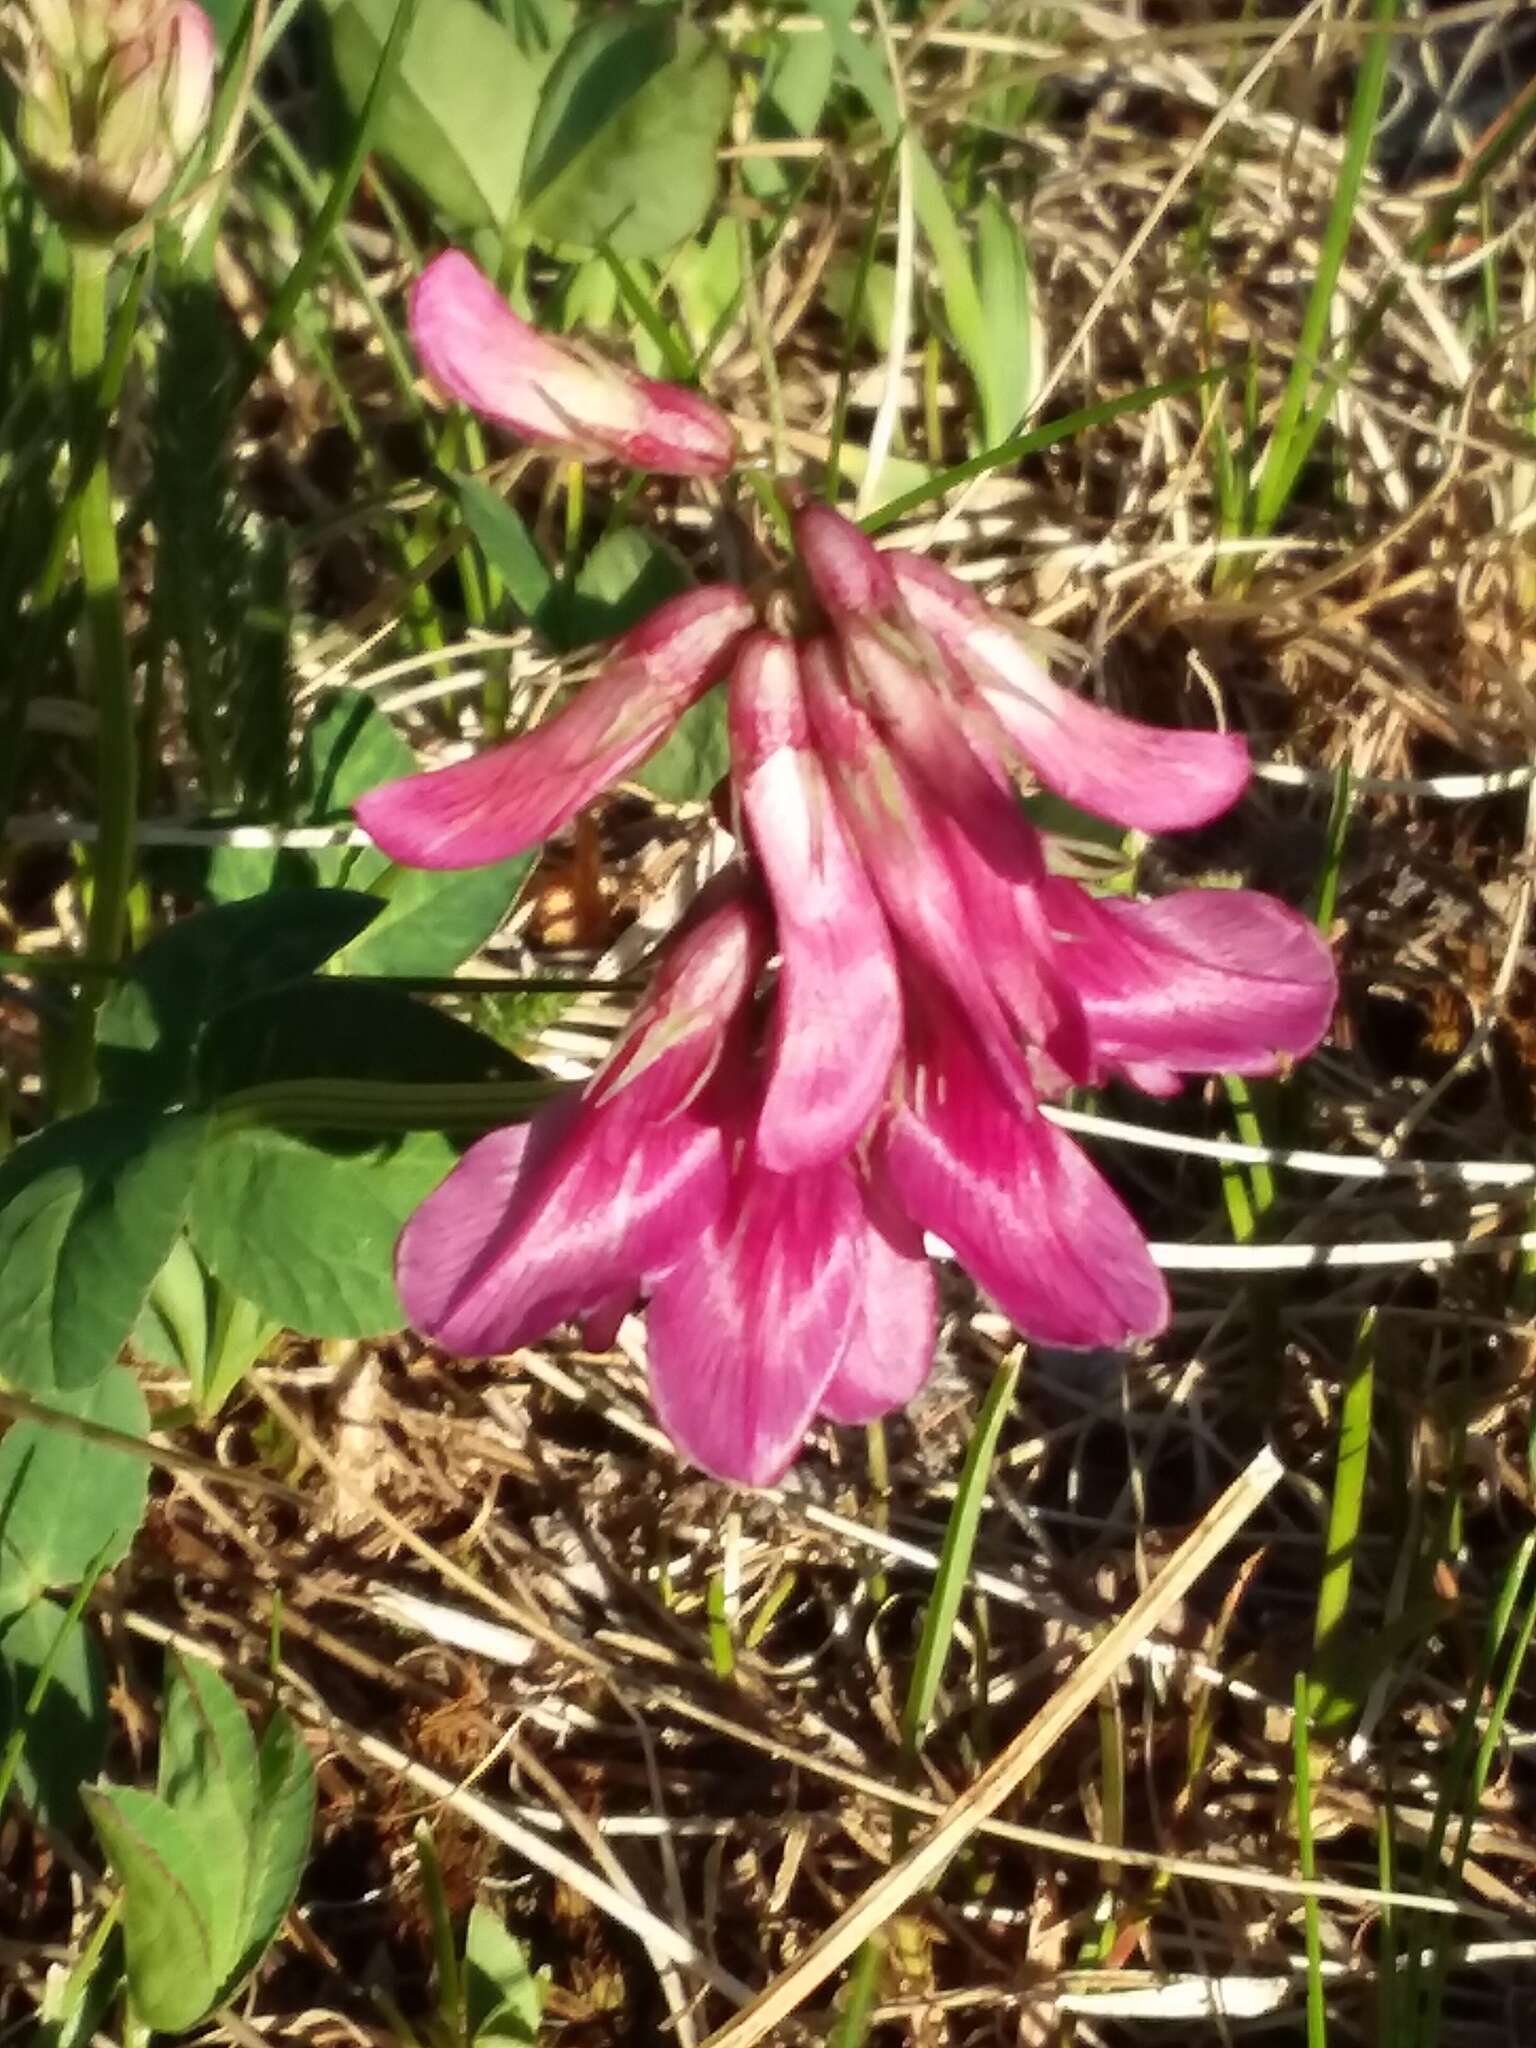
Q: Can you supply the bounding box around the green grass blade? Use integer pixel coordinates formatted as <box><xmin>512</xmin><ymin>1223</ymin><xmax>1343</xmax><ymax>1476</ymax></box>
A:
<box><xmin>245</xmin><ymin>0</ymin><xmax>422</xmax><ymax>386</ymax></box>
<box><xmin>1249</xmin><ymin>0</ymin><xmax>1398</xmax><ymax>537</ymax></box>
<box><xmin>1307</xmin><ymin>1309</ymin><xmax>1376</xmax><ymax>1721</ymax></box>
<box><xmin>901</xmin><ymin>1351</ymin><xmax>1019</xmax><ymax>1759</ymax></box>
<box><xmin>861</xmin><ymin>370</ymin><xmax>1222</xmax><ymax>532</ymax></box>
<box><xmin>1292</xmin><ymin>1676</ymin><xmax>1329</xmax><ymax>2048</ymax></box>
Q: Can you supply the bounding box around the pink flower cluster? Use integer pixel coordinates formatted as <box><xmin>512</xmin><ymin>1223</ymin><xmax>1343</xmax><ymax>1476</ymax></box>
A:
<box><xmin>358</xmin><ymin>251</ymin><xmax>1338</xmax><ymax>1486</ymax></box>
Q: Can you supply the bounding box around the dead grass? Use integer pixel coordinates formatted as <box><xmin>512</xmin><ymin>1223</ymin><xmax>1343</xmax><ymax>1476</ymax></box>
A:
<box><xmin>5</xmin><ymin>4</ymin><xmax>1536</xmax><ymax>2045</ymax></box>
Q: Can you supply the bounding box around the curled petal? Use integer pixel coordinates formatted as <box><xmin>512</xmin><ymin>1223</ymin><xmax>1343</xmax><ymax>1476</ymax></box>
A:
<box><xmin>878</xmin><ymin>996</ymin><xmax>1168</xmax><ymax>1350</ymax></box>
<box><xmin>356</xmin><ymin>585</ymin><xmax>754</xmax><ymax>868</ymax></box>
<box><xmin>411</xmin><ymin>251</ymin><xmax>736</xmax><ymax>477</ymax></box>
<box><xmin>730</xmin><ymin>634</ymin><xmax>902</xmax><ymax>1169</ymax></box>
<box><xmin>646</xmin><ymin>1159</ymin><xmax>865</xmax><ymax>1486</ymax></box>
<box><xmin>397</xmin><ymin>1093</ymin><xmax>727</xmax><ymax>1359</ymax></box>
<box><xmin>891</xmin><ymin>553</ymin><xmax>1250</xmax><ymax>832</ymax></box>
<box><xmin>1034</xmin><ymin>881</ymin><xmax>1337</xmax><ymax>1080</ymax></box>
<box><xmin>597</xmin><ymin>872</ymin><xmax>772</xmax><ymax>1118</ymax></box>
<box><xmin>818</xmin><ymin>1169</ymin><xmax>937</xmax><ymax>1425</ymax></box>
<box><xmin>793</xmin><ymin>500</ymin><xmax>901</xmax><ymax>616</ymax></box>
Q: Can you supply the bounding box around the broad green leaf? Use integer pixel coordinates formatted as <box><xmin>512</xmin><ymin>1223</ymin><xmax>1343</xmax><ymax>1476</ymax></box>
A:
<box><xmin>188</xmin><ymin>1124</ymin><xmax>459</xmax><ymax>1337</ymax></box>
<box><xmin>83</xmin><ymin>1785</ymin><xmax>222</xmax><ymax>2033</ymax></box>
<box><xmin>452</xmin><ymin>474</ymin><xmax>556</xmax><ymax>624</ymax></box>
<box><xmin>466</xmin><ymin>1902</ymin><xmax>544</xmax><ymax>2043</ymax></box>
<box><xmin>744</xmin><ymin>23</ymin><xmax>833</xmax><ymax>199</ymax></box>
<box><xmin>228</xmin><ymin>1711</ymin><xmax>315</xmax><ymax>1991</ymax></box>
<box><xmin>323</xmin><ymin>0</ymin><xmax>568</xmax><ymax>232</ymax></box>
<box><xmin>0</xmin><ymin>1598</ymin><xmax>107</xmax><ymax>1828</ymax></box>
<box><xmin>973</xmin><ymin>193</ymin><xmax>1041</xmax><ymax>446</ymax></box>
<box><xmin>0</xmin><ymin>1368</ymin><xmax>149</xmax><ymax>1612</ymax></box>
<box><xmin>158</xmin><ymin>1656</ymin><xmax>259</xmax><ymax>1832</ymax></box>
<box><xmin>200</xmin><ymin>1287</ymin><xmax>280</xmax><ymax>1418</ymax></box>
<box><xmin>668</xmin><ymin>219</ymin><xmax>743</xmax><ymax>354</ymax></box>
<box><xmin>556</xmin><ymin>524</ymin><xmax>689</xmax><ymax>649</ymax></box>
<box><xmin>800</xmin><ymin>0</ymin><xmax>895</xmax><ymax>133</ymax></box>
<box><xmin>97</xmin><ymin>892</ymin><xmax>380</xmax><ymax>1103</ymax></box>
<box><xmin>634</xmin><ymin>686</ymin><xmax>728</xmax><ymax>805</ymax></box>
<box><xmin>155</xmin><ymin>1660</ymin><xmax>258</xmax><ymax>1974</ymax></box>
<box><xmin>195</xmin><ymin>979</ymin><xmax>535</xmax><ymax>1102</ymax></box>
<box><xmin>333</xmin><ymin>851</ymin><xmax>536</xmax><ymax>979</ymax></box>
<box><xmin>133</xmin><ymin>1233</ymin><xmax>212</xmax><ymax>1378</ymax></box>
<box><xmin>824</xmin><ymin>254</ymin><xmax>895</xmax><ymax>351</ymax></box>
<box><xmin>296</xmin><ymin>685</ymin><xmax>412</xmax><ymax>891</ymax></box>
<box><xmin>517</xmin><ymin>12</ymin><xmax>732</xmax><ymax>258</ymax></box>
<box><xmin>0</xmin><ymin>1108</ymin><xmax>205</xmax><ymax>1392</ymax></box>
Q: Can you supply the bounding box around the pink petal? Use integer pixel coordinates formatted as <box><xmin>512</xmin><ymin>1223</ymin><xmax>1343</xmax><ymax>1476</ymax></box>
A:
<box><xmin>397</xmin><ymin>1094</ymin><xmax>727</xmax><ymax>1358</ymax></box>
<box><xmin>890</xmin><ymin>553</ymin><xmax>1250</xmax><ymax>832</ymax></box>
<box><xmin>878</xmin><ymin>995</ymin><xmax>1169</xmax><ymax>1350</ymax></box>
<box><xmin>596</xmin><ymin>871</ymin><xmax>772</xmax><ymax>1118</ymax></box>
<box><xmin>801</xmin><ymin>638</ymin><xmax>1034</xmax><ymax>1104</ymax></box>
<box><xmin>793</xmin><ymin>501</ymin><xmax>901</xmax><ymax>615</ymax></box>
<box><xmin>835</xmin><ymin>615</ymin><xmax>1044</xmax><ymax>888</ymax></box>
<box><xmin>1034</xmin><ymin>880</ymin><xmax>1337</xmax><ymax>1079</ymax></box>
<box><xmin>817</xmin><ymin>1169</ymin><xmax>937</xmax><ymax>1425</ymax></box>
<box><xmin>934</xmin><ymin>815</ymin><xmax>1091</xmax><ymax>1091</ymax></box>
<box><xmin>397</xmin><ymin>878</ymin><xmax>769</xmax><ymax>1358</ymax></box>
<box><xmin>646</xmin><ymin>1159</ymin><xmax>865</xmax><ymax>1486</ymax></box>
<box><xmin>356</xmin><ymin>586</ymin><xmax>754</xmax><ymax>868</ymax></box>
<box><xmin>729</xmin><ymin>634</ymin><xmax>902</xmax><ymax>1170</ymax></box>
<box><xmin>411</xmin><ymin>251</ymin><xmax>736</xmax><ymax>477</ymax></box>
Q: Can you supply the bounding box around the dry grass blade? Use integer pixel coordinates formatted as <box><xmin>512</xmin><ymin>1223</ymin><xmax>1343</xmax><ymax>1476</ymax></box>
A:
<box><xmin>699</xmin><ymin>1446</ymin><xmax>1286</xmax><ymax>2047</ymax></box>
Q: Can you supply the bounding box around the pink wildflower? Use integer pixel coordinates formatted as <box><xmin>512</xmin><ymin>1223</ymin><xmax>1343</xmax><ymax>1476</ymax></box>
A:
<box><xmin>411</xmin><ymin>251</ymin><xmax>737</xmax><ymax>477</ymax></box>
<box><xmin>369</xmin><ymin>484</ymin><xmax>1338</xmax><ymax>1486</ymax></box>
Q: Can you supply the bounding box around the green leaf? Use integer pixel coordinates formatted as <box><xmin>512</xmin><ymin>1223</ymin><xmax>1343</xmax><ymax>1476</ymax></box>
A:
<box><xmin>466</xmin><ymin>1902</ymin><xmax>544</xmax><ymax>2044</ymax></box>
<box><xmin>517</xmin><ymin>12</ymin><xmax>732</xmax><ymax>259</ymax></box>
<box><xmin>972</xmin><ymin>194</ymin><xmax>1040</xmax><ymax>446</ymax></box>
<box><xmin>158</xmin><ymin>1656</ymin><xmax>259</xmax><ymax>1829</ymax></box>
<box><xmin>295</xmin><ymin>686</ymin><xmax>409</xmax><ymax>892</ymax></box>
<box><xmin>452</xmin><ymin>474</ymin><xmax>556</xmax><ymax>625</ymax></box>
<box><xmin>556</xmin><ymin>523</ymin><xmax>689</xmax><ymax>649</ymax></box>
<box><xmin>97</xmin><ymin>892</ymin><xmax>380</xmax><ymax>1103</ymax></box>
<box><xmin>634</xmin><ymin>685</ymin><xmax>728</xmax><ymax>805</ymax></box>
<box><xmin>155</xmin><ymin>1660</ymin><xmax>257</xmax><ymax>1974</ymax></box>
<box><xmin>323</xmin><ymin>0</ymin><xmax>570</xmax><ymax>232</ymax></box>
<box><xmin>0</xmin><ymin>1368</ymin><xmax>149</xmax><ymax>1612</ymax></box>
<box><xmin>229</xmin><ymin>1710</ymin><xmax>315</xmax><ymax>1991</ymax></box>
<box><xmin>333</xmin><ymin>852</ymin><xmax>536</xmax><ymax>979</ymax></box>
<box><xmin>83</xmin><ymin>1784</ymin><xmax>223</xmax><ymax>2034</ymax></box>
<box><xmin>195</xmin><ymin>978</ymin><xmax>534</xmax><ymax>1102</ymax></box>
<box><xmin>744</xmin><ymin>23</ymin><xmax>833</xmax><ymax>200</ymax></box>
<box><xmin>668</xmin><ymin>219</ymin><xmax>743</xmax><ymax>355</ymax></box>
<box><xmin>0</xmin><ymin>1108</ymin><xmax>205</xmax><ymax>1393</ymax></box>
<box><xmin>188</xmin><ymin>1122</ymin><xmax>455</xmax><ymax>1337</ymax></box>
<box><xmin>0</xmin><ymin>1599</ymin><xmax>108</xmax><ymax>1828</ymax></box>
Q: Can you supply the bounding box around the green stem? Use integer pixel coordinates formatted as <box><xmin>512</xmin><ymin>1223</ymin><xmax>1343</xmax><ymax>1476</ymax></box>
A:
<box><xmin>72</xmin><ymin>249</ymin><xmax>137</xmax><ymax>966</ymax></box>
<box><xmin>54</xmin><ymin>248</ymin><xmax>138</xmax><ymax>1112</ymax></box>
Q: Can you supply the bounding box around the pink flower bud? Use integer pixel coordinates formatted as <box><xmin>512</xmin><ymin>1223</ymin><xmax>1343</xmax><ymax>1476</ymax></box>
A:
<box><xmin>5</xmin><ymin>0</ymin><xmax>215</xmax><ymax>236</ymax></box>
<box><xmin>410</xmin><ymin>250</ymin><xmax>737</xmax><ymax>478</ymax></box>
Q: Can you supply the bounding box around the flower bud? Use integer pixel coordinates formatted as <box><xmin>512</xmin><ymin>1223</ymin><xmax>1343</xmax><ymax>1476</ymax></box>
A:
<box><xmin>2</xmin><ymin>0</ymin><xmax>216</xmax><ymax>239</ymax></box>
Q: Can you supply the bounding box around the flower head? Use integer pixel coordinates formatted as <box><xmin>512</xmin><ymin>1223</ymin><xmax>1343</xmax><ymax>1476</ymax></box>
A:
<box><xmin>2</xmin><ymin>0</ymin><xmax>214</xmax><ymax>236</ymax></box>
<box><xmin>369</xmin><ymin>490</ymin><xmax>1338</xmax><ymax>1487</ymax></box>
<box><xmin>411</xmin><ymin>251</ymin><xmax>737</xmax><ymax>477</ymax></box>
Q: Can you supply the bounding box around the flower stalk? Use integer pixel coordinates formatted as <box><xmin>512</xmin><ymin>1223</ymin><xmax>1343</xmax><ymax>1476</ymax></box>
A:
<box><xmin>53</xmin><ymin>242</ymin><xmax>138</xmax><ymax>1112</ymax></box>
